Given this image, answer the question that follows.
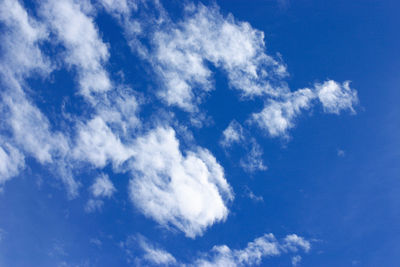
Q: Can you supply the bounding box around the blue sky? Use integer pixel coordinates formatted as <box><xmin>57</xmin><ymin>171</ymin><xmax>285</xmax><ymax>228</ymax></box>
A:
<box><xmin>0</xmin><ymin>0</ymin><xmax>399</xmax><ymax>266</ymax></box>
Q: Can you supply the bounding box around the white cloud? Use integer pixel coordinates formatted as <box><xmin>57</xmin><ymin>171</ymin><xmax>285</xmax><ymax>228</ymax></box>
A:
<box><xmin>128</xmin><ymin>126</ymin><xmax>233</xmax><ymax>238</ymax></box>
<box><xmin>40</xmin><ymin>0</ymin><xmax>111</xmax><ymax>100</ymax></box>
<box><xmin>251</xmin><ymin>89</ymin><xmax>315</xmax><ymax>137</ymax></box>
<box><xmin>73</xmin><ymin>116</ymin><xmax>134</xmax><ymax>168</ymax></box>
<box><xmin>244</xmin><ymin>187</ymin><xmax>264</xmax><ymax>203</ymax></box>
<box><xmin>220</xmin><ymin>120</ymin><xmax>244</xmax><ymax>147</ymax></box>
<box><xmin>85</xmin><ymin>199</ymin><xmax>104</xmax><ymax>213</ymax></box>
<box><xmin>0</xmin><ymin>0</ymin><xmax>52</xmax><ymax>78</ymax></box>
<box><xmin>251</xmin><ymin>80</ymin><xmax>358</xmax><ymax>137</ymax></box>
<box><xmin>2</xmin><ymin>88</ymin><xmax>69</xmax><ymax>164</ymax></box>
<box><xmin>0</xmin><ymin>87</ymin><xmax>80</xmax><ymax>197</ymax></box>
<box><xmin>99</xmin><ymin>0</ymin><xmax>131</xmax><ymax>15</ymax></box>
<box><xmin>90</xmin><ymin>173</ymin><xmax>116</xmax><ymax>198</ymax></box>
<box><xmin>0</xmin><ymin>0</ymin><xmax>80</xmax><ymax>196</ymax></box>
<box><xmin>195</xmin><ymin>233</ymin><xmax>310</xmax><ymax>266</ymax></box>
<box><xmin>0</xmin><ymin>142</ymin><xmax>24</xmax><ymax>184</ymax></box>
<box><xmin>147</xmin><ymin>3</ymin><xmax>288</xmax><ymax>111</ymax></box>
<box><xmin>239</xmin><ymin>141</ymin><xmax>267</xmax><ymax>172</ymax></box>
<box><xmin>89</xmin><ymin>238</ymin><xmax>102</xmax><ymax>247</ymax></box>
<box><xmin>220</xmin><ymin>121</ymin><xmax>267</xmax><ymax>172</ymax></box>
<box><xmin>95</xmin><ymin>88</ymin><xmax>141</xmax><ymax>136</ymax></box>
<box><xmin>139</xmin><ymin>237</ymin><xmax>177</xmax><ymax>266</ymax></box>
<box><xmin>134</xmin><ymin>233</ymin><xmax>310</xmax><ymax>266</ymax></box>
<box><xmin>104</xmin><ymin>1</ymin><xmax>359</xmax><ymax>140</ymax></box>
<box><xmin>337</xmin><ymin>149</ymin><xmax>345</xmax><ymax>157</ymax></box>
<box><xmin>291</xmin><ymin>255</ymin><xmax>302</xmax><ymax>266</ymax></box>
<box><xmin>282</xmin><ymin>234</ymin><xmax>311</xmax><ymax>253</ymax></box>
<box><xmin>316</xmin><ymin>80</ymin><xmax>358</xmax><ymax>114</ymax></box>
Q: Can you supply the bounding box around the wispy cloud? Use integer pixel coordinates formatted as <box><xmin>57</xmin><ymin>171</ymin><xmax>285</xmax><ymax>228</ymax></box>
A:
<box><xmin>40</xmin><ymin>0</ymin><xmax>111</xmax><ymax>100</ymax></box>
<box><xmin>90</xmin><ymin>173</ymin><xmax>116</xmax><ymax>198</ymax></box>
<box><xmin>131</xmin><ymin>233</ymin><xmax>311</xmax><ymax>266</ymax></box>
<box><xmin>221</xmin><ymin>121</ymin><xmax>267</xmax><ymax>172</ymax></box>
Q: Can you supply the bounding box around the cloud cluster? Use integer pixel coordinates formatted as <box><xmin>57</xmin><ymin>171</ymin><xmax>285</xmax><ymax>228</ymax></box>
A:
<box><xmin>0</xmin><ymin>0</ymin><xmax>358</xmax><ymax>253</ymax></box>
<box><xmin>149</xmin><ymin>4</ymin><xmax>288</xmax><ymax>111</ymax></box>
<box><xmin>251</xmin><ymin>80</ymin><xmax>357</xmax><ymax>137</ymax></box>
<box><xmin>0</xmin><ymin>0</ymin><xmax>77</xmax><ymax>195</ymax></box>
<box><xmin>133</xmin><ymin>233</ymin><xmax>310</xmax><ymax>266</ymax></box>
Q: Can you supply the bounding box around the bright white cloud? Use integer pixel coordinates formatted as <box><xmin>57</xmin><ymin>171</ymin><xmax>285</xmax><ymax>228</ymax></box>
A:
<box><xmin>251</xmin><ymin>89</ymin><xmax>315</xmax><ymax>137</ymax></box>
<box><xmin>90</xmin><ymin>173</ymin><xmax>116</xmax><ymax>198</ymax></box>
<box><xmin>128</xmin><ymin>126</ymin><xmax>233</xmax><ymax>238</ymax></box>
<box><xmin>73</xmin><ymin>116</ymin><xmax>134</xmax><ymax>168</ymax></box>
<box><xmin>316</xmin><ymin>80</ymin><xmax>358</xmax><ymax>114</ymax></box>
<box><xmin>149</xmin><ymin>4</ymin><xmax>287</xmax><ymax>111</ymax></box>
<box><xmin>40</xmin><ymin>0</ymin><xmax>111</xmax><ymax>100</ymax></box>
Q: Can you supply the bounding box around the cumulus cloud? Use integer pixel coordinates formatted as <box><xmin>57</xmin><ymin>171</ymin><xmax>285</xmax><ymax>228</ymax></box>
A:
<box><xmin>90</xmin><ymin>173</ymin><xmax>116</xmax><ymax>198</ymax></box>
<box><xmin>40</xmin><ymin>0</ymin><xmax>111</xmax><ymax>100</ymax></box>
<box><xmin>316</xmin><ymin>80</ymin><xmax>358</xmax><ymax>114</ymax></box>
<box><xmin>128</xmin><ymin>126</ymin><xmax>233</xmax><ymax>238</ymax></box>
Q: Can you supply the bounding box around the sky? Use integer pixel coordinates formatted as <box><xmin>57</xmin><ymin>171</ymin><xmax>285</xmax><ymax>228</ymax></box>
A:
<box><xmin>0</xmin><ymin>0</ymin><xmax>399</xmax><ymax>266</ymax></box>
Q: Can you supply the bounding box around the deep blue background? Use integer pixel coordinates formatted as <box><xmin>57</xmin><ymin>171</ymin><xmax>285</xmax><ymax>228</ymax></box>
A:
<box><xmin>0</xmin><ymin>0</ymin><xmax>399</xmax><ymax>266</ymax></box>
